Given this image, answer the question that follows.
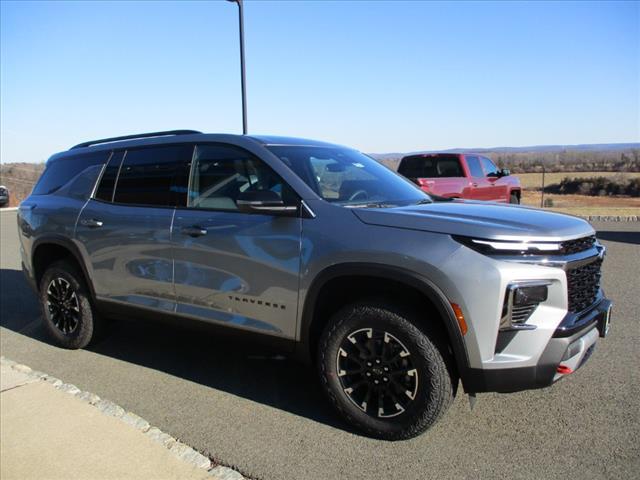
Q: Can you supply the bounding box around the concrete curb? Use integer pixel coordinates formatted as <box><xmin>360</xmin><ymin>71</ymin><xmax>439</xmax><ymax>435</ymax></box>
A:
<box><xmin>0</xmin><ymin>356</ymin><xmax>248</xmax><ymax>480</ymax></box>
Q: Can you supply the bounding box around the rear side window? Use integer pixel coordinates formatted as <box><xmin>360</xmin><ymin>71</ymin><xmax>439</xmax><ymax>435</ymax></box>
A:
<box><xmin>398</xmin><ymin>155</ymin><xmax>463</xmax><ymax>178</ymax></box>
<box><xmin>112</xmin><ymin>145</ymin><xmax>193</xmax><ymax>207</ymax></box>
<box><xmin>465</xmin><ymin>156</ymin><xmax>485</xmax><ymax>177</ymax></box>
<box><xmin>32</xmin><ymin>151</ymin><xmax>110</xmax><ymax>196</ymax></box>
<box><xmin>95</xmin><ymin>151</ymin><xmax>124</xmax><ymax>202</ymax></box>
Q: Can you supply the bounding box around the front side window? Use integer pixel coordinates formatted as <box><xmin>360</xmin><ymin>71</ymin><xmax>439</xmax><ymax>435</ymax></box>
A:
<box><xmin>112</xmin><ymin>145</ymin><xmax>193</xmax><ymax>207</ymax></box>
<box><xmin>188</xmin><ymin>144</ymin><xmax>296</xmax><ymax>211</ymax></box>
<box><xmin>480</xmin><ymin>157</ymin><xmax>499</xmax><ymax>176</ymax></box>
<box><xmin>267</xmin><ymin>146</ymin><xmax>429</xmax><ymax>206</ymax></box>
<box><xmin>465</xmin><ymin>156</ymin><xmax>485</xmax><ymax>178</ymax></box>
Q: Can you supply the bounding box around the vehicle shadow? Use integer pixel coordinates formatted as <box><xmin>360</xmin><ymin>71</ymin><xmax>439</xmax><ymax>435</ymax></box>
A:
<box><xmin>0</xmin><ymin>268</ymin><xmax>351</xmax><ymax>433</ymax></box>
<box><xmin>596</xmin><ymin>230</ymin><xmax>640</xmax><ymax>246</ymax></box>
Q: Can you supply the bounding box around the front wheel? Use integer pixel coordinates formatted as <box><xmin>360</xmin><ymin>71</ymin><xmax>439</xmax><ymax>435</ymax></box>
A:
<box><xmin>318</xmin><ymin>302</ymin><xmax>454</xmax><ymax>440</ymax></box>
<box><xmin>509</xmin><ymin>192</ymin><xmax>520</xmax><ymax>204</ymax></box>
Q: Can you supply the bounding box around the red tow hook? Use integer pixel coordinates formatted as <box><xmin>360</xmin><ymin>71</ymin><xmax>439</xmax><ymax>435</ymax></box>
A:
<box><xmin>556</xmin><ymin>365</ymin><xmax>573</xmax><ymax>375</ymax></box>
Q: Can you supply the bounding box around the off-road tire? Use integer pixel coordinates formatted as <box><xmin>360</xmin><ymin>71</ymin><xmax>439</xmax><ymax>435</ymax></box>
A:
<box><xmin>318</xmin><ymin>301</ymin><xmax>454</xmax><ymax>440</ymax></box>
<box><xmin>39</xmin><ymin>260</ymin><xmax>102</xmax><ymax>349</ymax></box>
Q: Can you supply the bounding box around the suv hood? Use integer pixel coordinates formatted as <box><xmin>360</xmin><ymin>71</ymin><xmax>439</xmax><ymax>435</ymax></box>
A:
<box><xmin>352</xmin><ymin>201</ymin><xmax>594</xmax><ymax>241</ymax></box>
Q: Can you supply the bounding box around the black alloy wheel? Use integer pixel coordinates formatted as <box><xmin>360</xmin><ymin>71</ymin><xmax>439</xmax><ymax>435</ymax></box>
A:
<box><xmin>46</xmin><ymin>277</ymin><xmax>81</xmax><ymax>335</ymax></box>
<box><xmin>318</xmin><ymin>302</ymin><xmax>454</xmax><ymax>440</ymax></box>
<box><xmin>336</xmin><ymin>328</ymin><xmax>418</xmax><ymax>418</ymax></box>
<box><xmin>39</xmin><ymin>260</ymin><xmax>103</xmax><ymax>349</ymax></box>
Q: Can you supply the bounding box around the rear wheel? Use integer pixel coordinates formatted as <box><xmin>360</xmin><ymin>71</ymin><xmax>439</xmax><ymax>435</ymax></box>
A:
<box><xmin>318</xmin><ymin>302</ymin><xmax>454</xmax><ymax>440</ymax></box>
<box><xmin>39</xmin><ymin>260</ymin><xmax>101</xmax><ymax>349</ymax></box>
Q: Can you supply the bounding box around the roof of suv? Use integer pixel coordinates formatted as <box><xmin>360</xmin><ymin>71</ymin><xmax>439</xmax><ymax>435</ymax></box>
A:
<box><xmin>60</xmin><ymin>130</ymin><xmax>341</xmax><ymax>157</ymax></box>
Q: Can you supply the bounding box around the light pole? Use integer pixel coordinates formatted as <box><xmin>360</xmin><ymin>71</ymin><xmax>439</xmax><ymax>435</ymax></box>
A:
<box><xmin>227</xmin><ymin>0</ymin><xmax>248</xmax><ymax>134</ymax></box>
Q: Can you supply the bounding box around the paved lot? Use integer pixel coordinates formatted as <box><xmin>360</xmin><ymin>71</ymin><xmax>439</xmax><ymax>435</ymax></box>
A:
<box><xmin>1</xmin><ymin>209</ymin><xmax>639</xmax><ymax>480</ymax></box>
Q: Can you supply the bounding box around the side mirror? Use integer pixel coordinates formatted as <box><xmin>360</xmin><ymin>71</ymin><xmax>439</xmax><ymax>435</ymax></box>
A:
<box><xmin>237</xmin><ymin>190</ymin><xmax>298</xmax><ymax>216</ymax></box>
<box><xmin>500</xmin><ymin>168</ymin><xmax>510</xmax><ymax>177</ymax></box>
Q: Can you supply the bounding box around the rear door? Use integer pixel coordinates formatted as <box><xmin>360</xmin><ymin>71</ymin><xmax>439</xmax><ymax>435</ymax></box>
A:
<box><xmin>76</xmin><ymin>144</ymin><xmax>193</xmax><ymax>312</ymax></box>
<box><xmin>171</xmin><ymin>143</ymin><xmax>302</xmax><ymax>339</ymax></box>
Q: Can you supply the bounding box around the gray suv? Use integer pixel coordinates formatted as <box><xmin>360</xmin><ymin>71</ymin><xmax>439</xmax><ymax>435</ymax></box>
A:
<box><xmin>18</xmin><ymin>130</ymin><xmax>612</xmax><ymax>440</ymax></box>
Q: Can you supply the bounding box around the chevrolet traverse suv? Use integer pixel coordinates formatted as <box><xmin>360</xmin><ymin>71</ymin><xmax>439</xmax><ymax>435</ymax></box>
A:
<box><xmin>18</xmin><ymin>130</ymin><xmax>612</xmax><ymax>440</ymax></box>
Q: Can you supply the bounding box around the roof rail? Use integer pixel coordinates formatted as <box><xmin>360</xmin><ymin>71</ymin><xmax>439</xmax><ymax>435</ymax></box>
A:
<box><xmin>70</xmin><ymin>130</ymin><xmax>203</xmax><ymax>150</ymax></box>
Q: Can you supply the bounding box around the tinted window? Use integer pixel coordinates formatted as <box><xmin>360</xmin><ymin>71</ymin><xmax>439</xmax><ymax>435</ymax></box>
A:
<box><xmin>32</xmin><ymin>151</ymin><xmax>110</xmax><ymax>196</ymax></box>
<box><xmin>466</xmin><ymin>156</ymin><xmax>484</xmax><ymax>177</ymax></box>
<box><xmin>95</xmin><ymin>151</ymin><xmax>124</xmax><ymax>202</ymax></box>
<box><xmin>267</xmin><ymin>146</ymin><xmax>429</xmax><ymax>206</ymax></box>
<box><xmin>398</xmin><ymin>155</ymin><xmax>463</xmax><ymax>178</ymax></box>
<box><xmin>113</xmin><ymin>145</ymin><xmax>193</xmax><ymax>206</ymax></box>
<box><xmin>188</xmin><ymin>144</ymin><xmax>296</xmax><ymax>211</ymax></box>
<box><xmin>480</xmin><ymin>157</ymin><xmax>499</xmax><ymax>176</ymax></box>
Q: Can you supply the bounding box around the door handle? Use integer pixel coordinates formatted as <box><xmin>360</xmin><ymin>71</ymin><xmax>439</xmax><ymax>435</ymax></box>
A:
<box><xmin>472</xmin><ymin>182</ymin><xmax>479</xmax><ymax>187</ymax></box>
<box><xmin>80</xmin><ymin>218</ymin><xmax>103</xmax><ymax>228</ymax></box>
<box><xmin>181</xmin><ymin>226</ymin><xmax>207</xmax><ymax>237</ymax></box>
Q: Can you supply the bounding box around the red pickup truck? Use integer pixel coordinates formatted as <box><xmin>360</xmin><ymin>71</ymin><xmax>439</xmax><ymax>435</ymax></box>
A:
<box><xmin>397</xmin><ymin>153</ymin><xmax>521</xmax><ymax>204</ymax></box>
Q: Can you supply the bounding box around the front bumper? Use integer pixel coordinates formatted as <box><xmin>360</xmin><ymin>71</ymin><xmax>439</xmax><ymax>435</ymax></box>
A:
<box><xmin>465</xmin><ymin>297</ymin><xmax>612</xmax><ymax>393</ymax></box>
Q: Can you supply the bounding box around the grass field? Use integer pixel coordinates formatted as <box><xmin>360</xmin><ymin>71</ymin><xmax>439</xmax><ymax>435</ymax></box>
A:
<box><xmin>521</xmin><ymin>190</ymin><xmax>640</xmax><ymax>216</ymax></box>
<box><xmin>517</xmin><ymin>171</ymin><xmax>640</xmax><ymax>190</ymax></box>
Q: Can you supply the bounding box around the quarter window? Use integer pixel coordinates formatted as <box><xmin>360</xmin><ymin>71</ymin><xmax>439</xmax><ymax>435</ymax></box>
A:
<box><xmin>188</xmin><ymin>144</ymin><xmax>295</xmax><ymax>211</ymax></box>
<box><xmin>32</xmin><ymin>151</ymin><xmax>110</xmax><ymax>196</ymax></box>
<box><xmin>112</xmin><ymin>145</ymin><xmax>193</xmax><ymax>207</ymax></box>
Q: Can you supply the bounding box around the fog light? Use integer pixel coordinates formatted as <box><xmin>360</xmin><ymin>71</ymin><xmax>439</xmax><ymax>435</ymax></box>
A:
<box><xmin>500</xmin><ymin>281</ymin><xmax>551</xmax><ymax>331</ymax></box>
<box><xmin>513</xmin><ymin>285</ymin><xmax>548</xmax><ymax>306</ymax></box>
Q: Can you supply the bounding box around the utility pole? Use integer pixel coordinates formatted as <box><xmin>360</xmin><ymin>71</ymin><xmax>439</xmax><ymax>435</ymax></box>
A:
<box><xmin>227</xmin><ymin>0</ymin><xmax>248</xmax><ymax>134</ymax></box>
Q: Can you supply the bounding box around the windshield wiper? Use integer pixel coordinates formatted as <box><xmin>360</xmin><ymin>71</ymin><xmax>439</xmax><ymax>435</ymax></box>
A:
<box><xmin>344</xmin><ymin>201</ymin><xmax>398</xmax><ymax>209</ymax></box>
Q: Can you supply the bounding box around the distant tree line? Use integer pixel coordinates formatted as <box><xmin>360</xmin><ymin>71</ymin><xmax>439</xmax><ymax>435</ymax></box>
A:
<box><xmin>494</xmin><ymin>150</ymin><xmax>640</xmax><ymax>173</ymax></box>
<box><xmin>374</xmin><ymin>149</ymin><xmax>640</xmax><ymax>174</ymax></box>
<box><xmin>544</xmin><ymin>175</ymin><xmax>640</xmax><ymax>197</ymax></box>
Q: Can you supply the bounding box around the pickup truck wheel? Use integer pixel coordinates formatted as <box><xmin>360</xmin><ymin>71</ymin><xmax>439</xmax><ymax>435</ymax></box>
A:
<box><xmin>509</xmin><ymin>193</ymin><xmax>520</xmax><ymax>204</ymax></box>
<box><xmin>318</xmin><ymin>302</ymin><xmax>453</xmax><ymax>440</ymax></box>
<box><xmin>39</xmin><ymin>260</ymin><xmax>102</xmax><ymax>349</ymax></box>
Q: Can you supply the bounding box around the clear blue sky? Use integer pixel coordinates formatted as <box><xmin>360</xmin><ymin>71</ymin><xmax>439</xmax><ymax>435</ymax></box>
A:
<box><xmin>1</xmin><ymin>0</ymin><xmax>638</xmax><ymax>163</ymax></box>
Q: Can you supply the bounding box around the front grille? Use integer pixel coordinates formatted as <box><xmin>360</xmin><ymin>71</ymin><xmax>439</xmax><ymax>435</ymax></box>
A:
<box><xmin>567</xmin><ymin>258</ymin><xmax>602</xmax><ymax>313</ymax></box>
<box><xmin>560</xmin><ymin>235</ymin><xmax>596</xmax><ymax>255</ymax></box>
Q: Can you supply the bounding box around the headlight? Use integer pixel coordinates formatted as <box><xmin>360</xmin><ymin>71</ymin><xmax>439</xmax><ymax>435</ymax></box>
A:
<box><xmin>452</xmin><ymin>235</ymin><xmax>562</xmax><ymax>255</ymax></box>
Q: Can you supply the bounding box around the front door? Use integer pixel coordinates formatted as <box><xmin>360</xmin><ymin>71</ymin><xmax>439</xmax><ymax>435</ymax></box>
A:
<box><xmin>464</xmin><ymin>155</ymin><xmax>491</xmax><ymax>200</ymax></box>
<box><xmin>171</xmin><ymin>144</ymin><xmax>302</xmax><ymax>339</ymax></box>
<box><xmin>480</xmin><ymin>156</ymin><xmax>507</xmax><ymax>202</ymax></box>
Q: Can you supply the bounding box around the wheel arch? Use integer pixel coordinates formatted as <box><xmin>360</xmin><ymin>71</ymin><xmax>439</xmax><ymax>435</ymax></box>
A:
<box><xmin>31</xmin><ymin>236</ymin><xmax>95</xmax><ymax>299</ymax></box>
<box><xmin>297</xmin><ymin>263</ymin><xmax>473</xmax><ymax>390</ymax></box>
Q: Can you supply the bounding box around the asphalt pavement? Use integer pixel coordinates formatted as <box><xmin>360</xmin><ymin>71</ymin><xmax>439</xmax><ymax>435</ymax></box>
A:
<box><xmin>1</xmin><ymin>209</ymin><xmax>638</xmax><ymax>480</ymax></box>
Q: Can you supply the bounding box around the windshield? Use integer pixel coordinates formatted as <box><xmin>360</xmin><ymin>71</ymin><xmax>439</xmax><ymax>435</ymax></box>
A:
<box><xmin>266</xmin><ymin>146</ymin><xmax>431</xmax><ymax>206</ymax></box>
